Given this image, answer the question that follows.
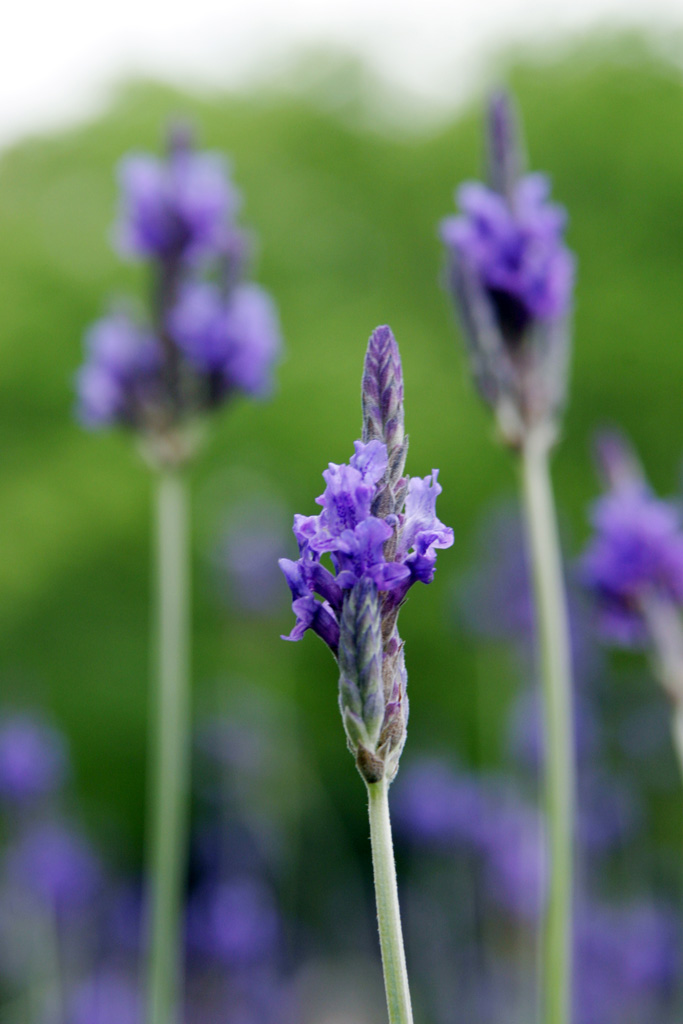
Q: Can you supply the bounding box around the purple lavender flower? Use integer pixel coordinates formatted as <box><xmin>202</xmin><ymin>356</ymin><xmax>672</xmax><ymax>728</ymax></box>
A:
<box><xmin>580</xmin><ymin>482</ymin><xmax>683</xmax><ymax>645</ymax></box>
<box><xmin>75</xmin><ymin>313</ymin><xmax>162</xmax><ymax>429</ymax></box>
<box><xmin>443</xmin><ymin>176</ymin><xmax>573</xmax><ymax>335</ymax></box>
<box><xmin>0</xmin><ymin>714</ymin><xmax>68</xmax><ymax>804</ymax></box>
<box><xmin>115</xmin><ymin>132</ymin><xmax>239</xmax><ymax>264</ymax></box>
<box><xmin>186</xmin><ymin>877</ymin><xmax>280</xmax><ymax>968</ymax></box>
<box><xmin>574</xmin><ymin>899</ymin><xmax>679</xmax><ymax>1024</ymax></box>
<box><xmin>169</xmin><ymin>281</ymin><xmax>281</xmax><ymax>400</ymax></box>
<box><xmin>5</xmin><ymin>821</ymin><xmax>101</xmax><ymax>914</ymax></box>
<box><xmin>76</xmin><ymin>126</ymin><xmax>281</xmax><ymax>460</ymax></box>
<box><xmin>280</xmin><ymin>326</ymin><xmax>453</xmax><ymax>781</ymax></box>
<box><xmin>440</xmin><ymin>91</ymin><xmax>575</xmax><ymax>445</ymax></box>
<box><xmin>280</xmin><ymin>439</ymin><xmax>451</xmax><ymax>649</ymax></box>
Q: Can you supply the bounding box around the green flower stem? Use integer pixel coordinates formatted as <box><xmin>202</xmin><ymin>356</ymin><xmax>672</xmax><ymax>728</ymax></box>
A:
<box><xmin>520</xmin><ymin>429</ymin><xmax>575</xmax><ymax>1024</ymax></box>
<box><xmin>146</xmin><ymin>471</ymin><xmax>192</xmax><ymax>1024</ymax></box>
<box><xmin>367</xmin><ymin>777</ymin><xmax>414</xmax><ymax>1024</ymax></box>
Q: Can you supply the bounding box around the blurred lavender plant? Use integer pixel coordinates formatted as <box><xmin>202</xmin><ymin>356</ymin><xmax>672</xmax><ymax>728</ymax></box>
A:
<box><xmin>76</xmin><ymin>127</ymin><xmax>281</xmax><ymax>461</ymax></box>
<box><xmin>280</xmin><ymin>325</ymin><xmax>453</xmax><ymax>1024</ymax></box>
<box><xmin>440</xmin><ymin>91</ymin><xmax>577</xmax><ymax>1024</ymax></box>
<box><xmin>0</xmin><ymin>714</ymin><xmax>68</xmax><ymax>806</ymax></box>
<box><xmin>73</xmin><ymin>125</ymin><xmax>283</xmax><ymax>1024</ymax></box>
<box><xmin>581</xmin><ymin>430</ymin><xmax>683</xmax><ymax>776</ymax></box>
<box><xmin>0</xmin><ymin>705</ymin><xmax>300</xmax><ymax>1024</ymax></box>
<box><xmin>395</xmin><ymin>750</ymin><xmax>678</xmax><ymax>1024</ymax></box>
<box><xmin>441</xmin><ymin>93</ymin><xmax>574</xmax><ymax>450</ymax></box>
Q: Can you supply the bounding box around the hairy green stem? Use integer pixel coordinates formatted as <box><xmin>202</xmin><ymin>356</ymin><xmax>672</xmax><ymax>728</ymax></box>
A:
<box><xmin>367</xmin><ymin>777</ymin><xmax>414</xmax><ymax>1024</ymax></box>
<box><xmin>146</xmin><ymin>471</ymin><xmax>191</xmax><ymax>1024</ymax></box>
<box><xmin>520</xmin><ymin>430</ymin><xmax>575</xmax><ymax>1024</ymax></box>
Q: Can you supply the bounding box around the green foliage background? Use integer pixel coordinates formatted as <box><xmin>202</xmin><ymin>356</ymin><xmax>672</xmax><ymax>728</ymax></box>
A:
<box><xmin>0</xmin><ymin>34</ymin><xmax>682</xmax><ymax>868</ymax></box>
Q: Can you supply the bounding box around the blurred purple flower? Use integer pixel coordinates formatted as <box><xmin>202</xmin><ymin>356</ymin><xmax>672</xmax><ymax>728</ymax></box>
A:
<box><xmin>442</xmin><ymin>174</ymin><xmax>574</xmax><ymax>339</ymax></box>
<box><xmin>5</xmin><ymin>822</ymin><xmax>101</xmax><ymax>914</ymax></box>
<box><xmin>75</xmin><ymin>313</ymin><xmax>161</xmax><ymax>429</ymax></box>
<box><xmin>393</xmin><ymin>758</ymin><xmax>494</xmax><ymax>850</ymax></box>
<box><xmin>395</xmin><ymin>758</ymin><xmax>546</xmax><ymax>921</ymax></box>
<box><xmin>170</xmin><ymin>281</ymin><xmax>281</xmax><ymax>401</ymax></box>
<box><xmin>116</xmin><ymin>142</ymin><xmax>238</xmax><ymax>264</ymax></box>
<box><xmin>574</xmin><ymin>900</ymin><xmax>679</xmax><ymax>1024</ymax></box>
<box><xmin>484</xmin><ymin>797</ymin><xmax>546</xmax><ymax>921</ymax></box>
<box><xmin>580</xmin><ymin>486</ymin><xmax>683</xmax><ymax>645</ymax></box>
<box><xmin>440</xmin><ymin>91</ymin><xmax>575</xmax><ymax>445</ymax></box>
<box><xmin>67</xmin><ymin>970</ymin><xmax>141</xmax><ymax>1024</ymax></box>
<box><xmin>0</xmin><ymin>714</ymin><xmax>68</xmax><ymax>804</ymax></box>
<box><xmin>458</xmin><ymin>502</ymin><xmax>602</xmax><ymax>685</ymax></box>
<box><xmin>76</xmin><ymin>128</ymin><xmax>282</xmax><ymax>450</ymax></box>
<box><xmin>186</xmin><ymin>877</ymin><xmax>279</xmax><ymax>968</ymax></box>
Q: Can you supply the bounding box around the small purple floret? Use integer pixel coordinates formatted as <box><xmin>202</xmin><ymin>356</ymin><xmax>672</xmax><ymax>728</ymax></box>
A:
<box><xmin>580</xmin><ymin>487</ymin><xmax>683</xmax><ymax>645</ymax></box>
<box><xmin>0</xmin><ymin>714</ymin><xmax>68</xmax><ymax>804</ymax></box>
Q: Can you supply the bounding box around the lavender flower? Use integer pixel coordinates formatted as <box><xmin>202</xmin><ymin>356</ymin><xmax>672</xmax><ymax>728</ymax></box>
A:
<box><xmin>5</xmin><ymin>821</ymin><xmax>101</xmax><ymax>915</ymax></box>
<box><xmin>115</xmin><ymin>130</ymin><xmax>239</xmax><ymax>264</ymax></box>
<box><xmin>76</xmin><ymin>126</ymin><xmax>281</xmax><ymax>464</ymax></box>
<box><xmin>280</xmin><ymin>325</ymin><xmax>453</xmax><ymax>782</ymax></box>
<box><xmin>186</xmin><ymin>877</ymin><xmax>280</xmax><ymax>968</ymax></box>
<box><xmin>580</xmin><ymin>437</ymin><xmax>683</xmax><ymax>646</ymax></box>
<box><xmin>0</xmin><ymin>714</ymin><xmax>68</xmax><ymax>804</ymax></box>
<box><xmin>440</xmin><ymin>91</ymin><xmax>575</xmax><ymax>447</ymax></box>
<box><xmin>574</xmin><ymin>899</ymin><xmax>679</xmax><ymax>1024</ymax></box>
<box><xmin>75</xmin><ymin>313</ymin><xmax>162</xmax><ymax>429</ymax></box>
<box><xmin>170</xmin><ymin>281</ymin><xmax>280</xmax><ymax>400</ymax></box>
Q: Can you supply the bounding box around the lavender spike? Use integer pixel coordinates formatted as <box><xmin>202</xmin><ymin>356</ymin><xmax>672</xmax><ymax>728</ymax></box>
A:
<box><xmin>440</xmin><ymin>90</ymin><xmax>575</xmax><ymax>447</ymax></box>
<box><xmin>487</xmin><ymin>89</ymin><xmax>524</xmax><ymax>201</ymax></box>
<box><xmin>362</xmin><ymin>325</ymin><xmax>408</xmax><ymax>497</ymax></box>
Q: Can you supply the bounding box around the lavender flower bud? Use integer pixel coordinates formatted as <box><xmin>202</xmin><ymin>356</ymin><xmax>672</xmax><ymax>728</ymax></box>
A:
<box><xmin>339</xmin><ymin>579</ymin><xmax>386</xmax><ymax>782</ymax></box>
<box><xmin>377</xmin><ymin>627</ymin><xmax>409</xmax><ymax>783</ymax></box>
<box><xmin>593</xmin><ymin>428</ymin><xmax>646</xmax><ymax>494</ymax></box>
<box><xmin>440</xmin><ymin>91</ymin><xmax>575</xmax><ymax>449</ymax></box>
<box><xmin>362</xmin><ymin>325</ymin><xmax>408</xmax><ymax>511</ymax></box>
<box><xmin>487</xmin><ymin>90</ymin><xmax>524</xmax><ymax>202</ymax></box>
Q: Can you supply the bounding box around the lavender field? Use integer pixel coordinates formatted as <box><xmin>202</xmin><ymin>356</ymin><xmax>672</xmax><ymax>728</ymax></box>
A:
<box><xmin>0</xmin><ymin>33</ymin><xmax>682</xmax><ymax>1024</ymax></box>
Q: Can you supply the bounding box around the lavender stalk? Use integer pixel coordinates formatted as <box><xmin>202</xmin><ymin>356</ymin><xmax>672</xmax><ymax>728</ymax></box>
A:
<box><xmin>146</xmin><ymin>471</ymin><xmax>190</xmax><ymax>1024</ymax></box>
<box><xmin>74</xmin><ymin>127</ymin><xmax>282</xmax><ymax>1024</ymax></box>
<box><xmin>521</xmin><ymin>427</ymin><xmax>575</xmax><ymax>1024</ymax></box>
<box><xmin>440</xmin><ymin>92</ymin><xmax>577</xmax><ymax>1024</ymax></box>
<box><xmin>280</xmin><ymin>325</ymin><xmax>453</xmax><ymax>1024</ymax></box>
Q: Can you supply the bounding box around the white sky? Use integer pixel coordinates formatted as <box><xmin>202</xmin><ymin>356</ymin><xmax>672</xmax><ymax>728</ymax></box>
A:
<box><xmin>2</xmin><ymin>0</ymin><xmax>683</xmax><ymax>148</ymax></box>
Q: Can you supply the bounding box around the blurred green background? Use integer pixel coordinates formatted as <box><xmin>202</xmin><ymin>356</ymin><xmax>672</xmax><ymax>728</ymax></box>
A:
<box><xmin>0</xmin><ymin>32</ymin><xmax>682</xmax><ymax>867</ymax></box>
